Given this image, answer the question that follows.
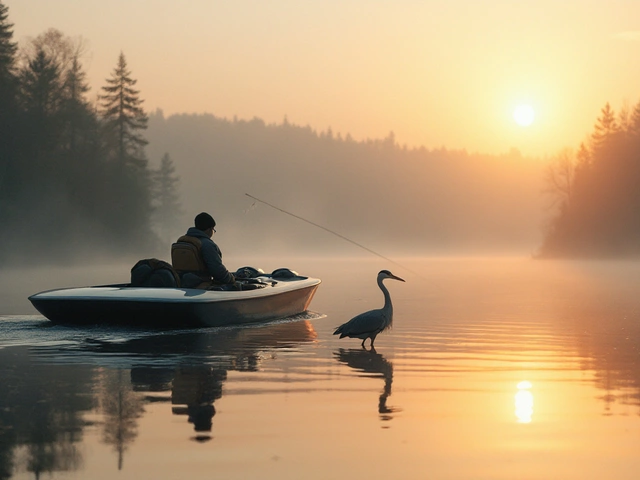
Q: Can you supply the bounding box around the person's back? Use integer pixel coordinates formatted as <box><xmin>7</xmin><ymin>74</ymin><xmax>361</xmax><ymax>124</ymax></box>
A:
<box><xmin>171</xmin><ymin>213</ymin><xmax>235</xmax><ymax>288</ymax></box>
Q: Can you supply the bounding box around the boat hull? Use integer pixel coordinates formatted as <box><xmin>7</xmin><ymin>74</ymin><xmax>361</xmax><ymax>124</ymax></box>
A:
<box><xmin>29</xmin><ymin>277</ymin><xmax>321</xmax><ymax>328</ymax></box>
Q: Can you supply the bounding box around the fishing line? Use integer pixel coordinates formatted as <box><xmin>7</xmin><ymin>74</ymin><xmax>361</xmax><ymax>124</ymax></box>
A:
<box><xmin>245</xmin><ymin>193</ymin><xmax>427</xmax><ymax>280</ymax></box>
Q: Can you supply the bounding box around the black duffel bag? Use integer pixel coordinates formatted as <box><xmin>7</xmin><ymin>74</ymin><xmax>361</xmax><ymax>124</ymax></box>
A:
<box><xmin>131</xmin><ymin>258</ymin><xmax>180</xmax><ymax>288</ymax></box>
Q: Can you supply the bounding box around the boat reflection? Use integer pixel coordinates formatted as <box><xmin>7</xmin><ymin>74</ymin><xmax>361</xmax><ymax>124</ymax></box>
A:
<box><xmin>169</xmin><ymin>366</ymin><xmax>224</xmax><ymax>439</ymax></box>
<box><xmin>334</xmin><ymin>347</ymin><xmax>400</xmax><ymax>422</ymax></box>
<box><xmin>130</xmin><ymin>365</ymin><xmax>226</xmax><ymax>442</ymax></box>
<box><xmin>0</xmin><ymin>319</ymin><xmax>317</xmax><ymax>476</ymax></box>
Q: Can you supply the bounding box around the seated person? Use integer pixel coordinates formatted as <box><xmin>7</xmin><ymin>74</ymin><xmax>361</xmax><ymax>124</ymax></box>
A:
<box><xmin>171</xmin><ymin>212</ymin><xmax>236</xmax><ymax>289</ymax></box>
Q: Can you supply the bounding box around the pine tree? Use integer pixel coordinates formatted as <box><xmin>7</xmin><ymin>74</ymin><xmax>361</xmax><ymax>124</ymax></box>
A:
<box><xmin>18</xmin><ymin>29</ymin><xmax>89</xmax><ymax>152</ymax></box>
<box><xmin>0</xmin><ymin>1</ymin><xmax>16</xmax><ymax>95</ymax></box>
<box><xmin>19</xmin><ymin>48</ymin><xmax>62</xmax><ymax>118</ymax></box>
<box><xmin>59</xmin><ymin>54</ymin><xmax>104</xmax><ymax>212</ymax></box>
<box><xmin>99</xmin><ymin>52</ymin><xmax>148</xmax><ymax>168</ymax></box>
<box><xmin>590</xmin><ymin>102</ymin><xmax>619</xmax><ymax>149</ymax></box>
<box><xmin>60</xmin><ymin>56</ymin><xmax>92</xmax><ymax>152</ymax></box>
<box><xmin>17</xmin><ymin>46</ymin><xmax>64</xmax><ymax>185</ymax></box>
<box><xmin>98</xmin><ymin>52</ymin><xmax>152</xmax><ymax>245</ymax></box>
<box><xmin>0</xmin><ymin>0</ymin><xmax>17</xmax><ymax>208</ymax></box>
<box><xmin>628</xmin><ymin>100</ymin><xmax>640</xmax><ymax>138</ymax></box>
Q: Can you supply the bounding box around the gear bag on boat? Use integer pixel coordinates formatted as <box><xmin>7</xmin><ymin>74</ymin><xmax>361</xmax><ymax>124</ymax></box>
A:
<box><xmin>130</xmin><ymin>258</ymin><xmax>180</xmax><ymax>288</ymax></box>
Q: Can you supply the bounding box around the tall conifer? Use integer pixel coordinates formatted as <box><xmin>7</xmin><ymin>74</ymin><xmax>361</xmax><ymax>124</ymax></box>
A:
<box><xmin>99</xmin><ymin>52</ymin><xmax>148</xmax><ymax>168</ymax></box>
<box><xmin>61</xmin><ymin>56</ymin><xmax>92</xmax><ymax>152</ymax></box>
<box><xmin>0</xmin><ymin>1</ymin><xmax>16</xmax><ymax>97</ymax></box>
<box><xmin>0</xmin><ymin>0</ymin><xmax>18</xmax><ymax>193</ymax></box>
<box><xmin>590</xmin><ymin>102</ymin><xmax>619</xmax><ymax>148</ymax></box>
<box><xmin>98</xmin><ymin>52</ymin><xmax>152</xmax><ymax>245</ymax></box>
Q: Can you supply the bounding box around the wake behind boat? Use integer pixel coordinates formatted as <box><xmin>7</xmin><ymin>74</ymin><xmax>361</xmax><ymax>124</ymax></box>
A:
<box><xmin>29</xmin><ymin>268</ymin><xmax>321</xmax><ymax>328</ymax></box>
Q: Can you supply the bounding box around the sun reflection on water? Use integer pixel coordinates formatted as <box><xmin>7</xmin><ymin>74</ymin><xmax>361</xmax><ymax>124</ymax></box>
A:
<box><xmin>515</xmin><ymin>380</ymin><xmax>533</xmax><ymax>423</ymax></box>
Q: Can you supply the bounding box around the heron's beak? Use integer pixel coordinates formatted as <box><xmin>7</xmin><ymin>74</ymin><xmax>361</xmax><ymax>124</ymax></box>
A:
<box><xmin>391</xmin><ymin>274</ymin><xmax>405</xmax><ymax>282</ymax></box>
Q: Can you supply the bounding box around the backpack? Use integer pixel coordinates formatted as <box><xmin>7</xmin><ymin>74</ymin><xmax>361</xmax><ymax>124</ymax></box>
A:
<box><xmin>171</xmin><ymin>236</ymin><xmax>207</xmax><ymax>274</ymax></box>
<box><xmin>131</xmin><ymin>258</ymin><xmax>180</xmax><ymax>288</ymax></box>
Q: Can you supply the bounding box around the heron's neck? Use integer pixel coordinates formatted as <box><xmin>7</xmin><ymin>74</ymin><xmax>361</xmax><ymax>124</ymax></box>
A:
<box><xmin>378</xmin><ymin>278</ymin><xmax>393</xmax><ymax>311</ymax></box>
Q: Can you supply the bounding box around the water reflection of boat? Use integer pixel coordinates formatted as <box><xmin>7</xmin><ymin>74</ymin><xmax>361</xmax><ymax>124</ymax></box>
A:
<box><xmin>334</xmin><ymin>348</ymin><xmax>400</xmax><ymax>421</ymax></box>
<box><xmin>108</xmin><ymin>320</ymin><xmax>317</xmax><ymax>444</ymax></box>
<box><xmin>81</xmin><ymin>318</ymin><xmax>318</xmax><ymax>367</ymax></box>
<box><xmin>0</xmin><ymin>319</ymin><xmax>318</xmax><ymax>475</ymax></box>
<box><xmin>28</xmin><ymin>271</ymin><xmax>321</xmax><ymax>328</ymax></box>
<box><xmin>168</xmin><ymin>366</ymin><xmax>226</xmax><ymax>437</ymax></box>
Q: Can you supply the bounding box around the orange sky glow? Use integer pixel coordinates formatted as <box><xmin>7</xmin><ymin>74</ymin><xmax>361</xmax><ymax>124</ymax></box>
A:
<box><xmin>6</xmin><ymin>0</ymin><xmax>640</xmax><ymax>157</ymax></box>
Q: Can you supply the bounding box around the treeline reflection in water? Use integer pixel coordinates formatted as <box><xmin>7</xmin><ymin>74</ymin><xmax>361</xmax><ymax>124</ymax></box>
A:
<box><xmin>0</xmin><ymin>317</ymin><xmax>321</xmax><ymax>477</ymax></box>
<box><xmin>562</xmin><ymin>287</ymin><xmax>640</xmax><ymax>416</ymax></box>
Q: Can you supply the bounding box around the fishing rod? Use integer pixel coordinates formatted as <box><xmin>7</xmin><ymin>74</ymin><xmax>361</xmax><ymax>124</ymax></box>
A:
<box><xmin>245</xmin><ymin>193</ymin><xmax>425</xmax><ymax>280</ymax></box>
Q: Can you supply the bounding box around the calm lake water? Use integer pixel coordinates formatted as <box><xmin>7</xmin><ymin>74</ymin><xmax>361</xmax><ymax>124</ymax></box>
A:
<box><xmin>1</xmin><ymin>256</ymin><xmax>640</xmax><ymax>479</ymax></box>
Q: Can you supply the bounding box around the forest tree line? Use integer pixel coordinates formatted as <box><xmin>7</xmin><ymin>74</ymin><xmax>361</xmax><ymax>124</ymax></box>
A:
<box><xmin>0</xmin><ymin>2</ymin><xmax>181</xmax><ymax>265</ymax></box>
<box><xmin>540</xmin><ymin>101</ymin><xmax>640</xmax><ymax>257</ymax></box>
<box><xmin>145</xmin><ymin>112</ymin><xmax>546</xmax><ymax>256</ymax></box>
<box><xmin>2</xmin><ymin>0</ymin><xmax>639</xmax><ymax>263</ymax></box>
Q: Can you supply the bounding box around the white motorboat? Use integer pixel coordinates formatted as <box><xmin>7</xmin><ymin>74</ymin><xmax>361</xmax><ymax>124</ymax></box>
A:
<box><xmin>29</xmin><ymin>269</ymin><xmax>321</xmax><ymax>328</ymax></box>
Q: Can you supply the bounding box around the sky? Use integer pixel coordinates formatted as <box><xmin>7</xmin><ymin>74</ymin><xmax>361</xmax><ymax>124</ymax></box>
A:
<box><xmin>5</xmin><ymin>0</ymin><xmax>640</xmax><ymax>157</ymax></box>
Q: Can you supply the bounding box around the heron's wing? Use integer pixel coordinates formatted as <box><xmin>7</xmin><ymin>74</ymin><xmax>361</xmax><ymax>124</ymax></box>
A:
<box><xmin>334</xmin><ymin>309</ymin><xmax>385</xmax><ymax>336</ymax></box>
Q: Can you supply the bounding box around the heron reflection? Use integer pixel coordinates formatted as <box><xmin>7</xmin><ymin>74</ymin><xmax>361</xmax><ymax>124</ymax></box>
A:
<box><xmin>334</xmin><ymin>347</ymin><xmax>401</xmax><ymax>421</ymax></box>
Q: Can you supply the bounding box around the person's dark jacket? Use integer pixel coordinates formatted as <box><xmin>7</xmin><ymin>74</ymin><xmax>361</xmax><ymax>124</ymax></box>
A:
<box><xmin>184</xmin><ymin>227</ymin><xmax>235</xmax><ymax>284</ymax></box>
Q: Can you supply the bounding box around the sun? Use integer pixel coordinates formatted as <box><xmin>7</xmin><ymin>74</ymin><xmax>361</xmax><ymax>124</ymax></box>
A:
<box><xmin>513</xmin><ymin>104</ymin><xmax>535</xmax><ymax>127</ymax></box>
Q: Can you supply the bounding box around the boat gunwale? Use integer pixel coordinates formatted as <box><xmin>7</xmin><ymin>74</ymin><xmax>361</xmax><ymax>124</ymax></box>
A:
<box><xmin>28</xmin><ymin>277</ymin><xmax>322</xmax><ymax>305</ymax></box>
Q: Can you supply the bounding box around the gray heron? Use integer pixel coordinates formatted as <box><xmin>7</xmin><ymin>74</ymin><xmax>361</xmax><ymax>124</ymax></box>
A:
<box><xmin>333</xmin><ymin>270</ymin><xmax>405</xmax><ymax>348</ymax></box>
